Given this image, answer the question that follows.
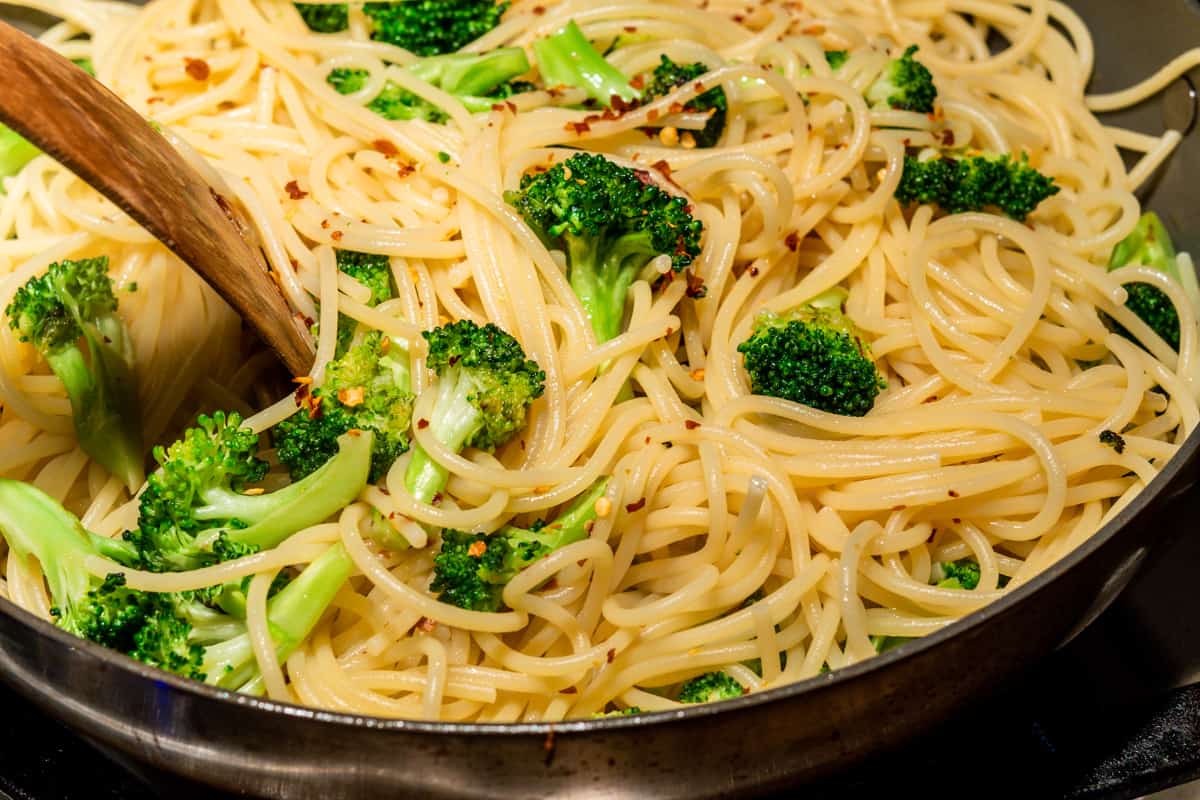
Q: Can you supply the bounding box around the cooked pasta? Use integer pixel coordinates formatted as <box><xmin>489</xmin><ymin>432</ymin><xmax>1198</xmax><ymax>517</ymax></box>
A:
<box><xmin>0</xmin><ymin>0</ymin><xmax>1196</xmax><ymax>721</ymax></box>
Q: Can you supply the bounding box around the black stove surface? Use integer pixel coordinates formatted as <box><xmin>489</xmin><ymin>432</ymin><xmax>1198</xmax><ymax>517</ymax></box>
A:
<box><xmin>0</xmin><ymin>513</ymin><xmax>1198</xmax><ymax>800</ymax></box>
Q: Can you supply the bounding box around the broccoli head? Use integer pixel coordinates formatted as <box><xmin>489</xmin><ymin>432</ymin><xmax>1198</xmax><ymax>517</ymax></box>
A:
<box><xmin>931</xmin><ymin>558</ymin><xmax>981</xmax><ymax>590</ymax></box>
<box><xmin>678</xmin><ymin>671</ymin><xmax>745</xmax><ymax>703</ymax></box>
<box><xmin>824</xmin><ymin>50</ymin><xmax>849</xmax><ymax>70</ymax></box>
<box><xmin>737</xmin><ymin>288</ymin><xmax>886</xmax><ymax>416</ymax></box>
<box><xmin>364</xmin><ymin>1</ymin><xmax>509</xmax><ymax>56</ymax></box>
<box><xmin>506</xmin><ymin>152</ymin><xmax>704</xmax><ymax>343</ymax></box>
<box><xmin>865</xmin><ymin>45</ymin><xmax>937</xmax><ymax>113</ymax></box>
<box><xmin>126</xmin><ymin>411</ymin><xmax>372</xmax><ymax>572</ymax></box>
<box><xmin>274</xmin><ymin>331</ymin><xmax>413</xmax><ymax>482</ymax></box>
<box><xmin>6</xmin><ymin>256</ymin><xmax>143</xmax><ymax>491</ymax></box>
<box><xmin>1105</xmin><ymin>211</ymin><xmax>1183</xmax><ymax>350</ymax></box>
<box><xmin>295</xmin><ymin>2</ymin><xmax>348</xmax><ymax>32</ymax></box>
<box><xmin>895</xmin><ymin>152</ymin><xmax>1059</xmax><ymax>221</ymax></box>
<box><xmin>405</xmin><ymin>319</ymin><xmax>545</xmax><ymax>506</ymax></box>
<box><xmin>640</xmin><ymin>56</ymin><xmax>727</xmax><ymax>148</ymax></box>
<box><xmin>431</xmin><ymin>479</ymin><xmax>608</xmax><ymax>611</ymax></box>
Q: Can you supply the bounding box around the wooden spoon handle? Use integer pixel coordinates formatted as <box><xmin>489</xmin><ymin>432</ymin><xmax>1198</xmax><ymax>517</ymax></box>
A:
<box><xmin>0</xmin><ymin>22</ymin><xmax>315</xmax><ymax>376</ymax></box>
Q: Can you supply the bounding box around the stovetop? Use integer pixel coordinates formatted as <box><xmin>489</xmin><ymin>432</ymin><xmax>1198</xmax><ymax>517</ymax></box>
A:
<box><xmin>0</xmin><ymin>504</ymin><xmax>1197</xmax><ymax>800</ymax></box>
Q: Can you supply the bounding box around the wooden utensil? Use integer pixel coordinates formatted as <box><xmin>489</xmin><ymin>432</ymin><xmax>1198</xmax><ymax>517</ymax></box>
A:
<box><xmin>0</xmin><ymin>21</ymin><xmax>315</xmax><ymax>376</ymax></box>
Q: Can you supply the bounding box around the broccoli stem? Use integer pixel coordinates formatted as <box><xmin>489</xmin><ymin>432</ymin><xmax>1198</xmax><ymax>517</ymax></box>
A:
<box><xmin>193</xmin><ymin>429</ymin><xmax>373</xmax><ymax>552</ymax></box>
<box><xmin>0</xmin><ymin>126</ymin><xmax>40</xmax><ymax>181</ymax></box>
<box><xmin>212</xmin><ymin>542</ymin><xmax>355</xmax><ymax>694</ymax></box>
<box><xmin>407</xmin><ymin>48</ymin><xmax>531</xmax><ymax>98</ymax></box>
<box><xmin>532</xmin><ymin>20</ymin><xmax>638</xmax><ymax>106</ymax></box>
<box><xmin>0</xmin><ymin>479</ymin><xmax>94</xmax><ymax>610</ymax></box>
<box><xmin>404</xmin><ymin>367</ymin><xmax>482</xmax><ymax>505</ymax></box>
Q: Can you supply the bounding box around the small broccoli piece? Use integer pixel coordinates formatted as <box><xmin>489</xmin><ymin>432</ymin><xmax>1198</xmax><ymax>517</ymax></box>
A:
<box><xmin>0</xmin><ymin>478</ymin><xmax>354</xmax><ymax>691</ymax></box>
<box><xmin>532</xmin><ymin>20</ymin><xmax>638</xmax><ymax>106</ymax></box>
<box><xmin>592</xmin><ymin>707</ymin><xmax>643</xmax><ymax>718</ymax></box>
<box><xmin>1100</xmin><ymin>429</ymin><xmax>1127</xmax><ymax>454</ymax></box>
<box><xmin>405</xmin><ymin>319</ymin><xmax>545</xmax><ymax>506</ymax></box>
<box><xmin>640</xmin><ymin>56</ymin><xmax>727</xmax><ymax>148</ymax></box>
<box><xmin>6</xmin><ymin>256</ymin><xmax>143</xmax><ymax>491</ymax></box>
<box><xmin>295</xmin><ymin>2</ymin><xmax>348</xmax><ymax>32</ymax></box>
<box><xmin>872</xmin><ymin>635</ymin><xmax>910</xmax><ymax>653</ymax></box>
<box><xmin>865</xmin><ymin>45</ymin><xmax>936</xmax><ymax>113</ymax></box>
<box><xmin>486</xmin><ymin>79</ymin><xmax>537</xmax><ymax>100</ymax></box>
<box><xmin>824</xmin><ymin>50</ymin><xmax>849</xmax><ymax>70</ymax></box>
<box><xmin>506</xmin><ymin>152</ymin><xmax>704</xmax><ymax>343</ymax></box>
<box><xmin>0</xmin><ymin>57</ymin><xmax>93</xmax><ymax>180</ymax></box>
<box><xmin>678</xmin><ymin>672</ymin><xmax>745</xmax><ymax>703</ymax></box>
<box><xmin>931</xmin><ymin>558</ymin><xmax>981</xmax><ymax>590</ymax></box>
<box><xmin>1105</xmin><ymin>212</ymin><xmax>1183</xmax><ymax>350</ymax></box>
<box><xmin>431</xmin><ymin>479</ymin><xmax>608</xmax><ymax>611</ymax></box>
<box><xmin>895</xmin><ymin>152</ymin><xmax>1059</xmax><ymax>221</ymax></box>
<box><xmin>737</xmin><ymin>288</ymin><xmax>885</xmax><ymax>416</ymax></box>
<box><xmin>125</xmin><ymin>411</ymin><xmax>372</xmax><ymax>572</ymax></box>
<box><xmin>363</xmin><ymin>1</ymin><xmax>508</xmax><ymax>56</ymax></box>
<box><xmin>337</xmin><ymin>250</ymin><xmax>394</xmax><ymax>307</ymax></box>
<box><xmin>327</xmin><ymin>47</ymin><xmax>531</xmax><ymax>123</ymax></box>
<box><xmin>274</xmin><ymin>332</ymin><xmax>413</xmax><ymax>482</ymax></box>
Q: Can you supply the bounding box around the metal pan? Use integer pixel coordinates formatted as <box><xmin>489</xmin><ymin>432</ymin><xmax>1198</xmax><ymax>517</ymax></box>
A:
<box><xmin>0</xmin><ymin>1</ymin><xmax>1198</xmax><ymax>797</ymax></box>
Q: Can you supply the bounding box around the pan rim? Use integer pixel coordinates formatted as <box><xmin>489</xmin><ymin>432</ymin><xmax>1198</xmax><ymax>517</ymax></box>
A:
<box><xmin>0</xmin><ymin>419</ymin><xmax>1195</xmax><ymax>736</ymax></box>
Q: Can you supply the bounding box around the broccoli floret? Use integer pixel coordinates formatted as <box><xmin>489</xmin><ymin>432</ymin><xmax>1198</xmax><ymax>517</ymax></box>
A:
<box><xmin>895</xmin><ymin>152</ymin><xmax>1059</xmax><ymax>221</ymax></box>
<box><xmin>431</xmin><ymin>479</ymin><xmax>608</xmax><ymax>611</ymax></box>
<box><xmin>337</xmin><ymin>250</ymin><xmax>394</xmax><ymax>306</ymax></box>
<box><xmin>0</xmin><ymin>478</ymin><xmax>353</xmax><ymax>692</ymax></box>
<box><xmin>678</xmin><ymin>671</ymin><xmax>745</xmax><ymax>703</ymax></box>
<box><xmin>737</xmin><ymin>288</ymin><xmax>885</xmax><ymax>416</ymax></box>
<box><xmin>124</xmin><ymin>411</ymin><xmax>372</xmax><ymax>572</ymax></box>
<box><xmin>364</xmin><ymin>1</ymin><xmax>508</xmax><ymax>56</ymax></box>
<box><xmin>1100</xmin><ymin>429</ymin><xmax>1126</xmax><ymax>454</ymax></box>
<box><xmin>295</xmin><ymin>3</ymin><xmax>348</xmax><ymax>32</ymax></box>
<box><xmin>327</xmin><ymin>48</ymin><xmax>530</xmax><ymax>123</ymax></box>
<box><xmin>824</xmin><ymin>50</ymin><xmax>849</xmax><ymax>70</ymax></box>
<box><xmin>640</xmin><ymin>56</ymin><xmax>726</xmax><ymax>148</ymax></box>
<box><xmin>532</xmin><ymin>20</ymin><xmax>638</xmax><ymax>106</ymax></box>
<box><xmin>931</xmin><ymin>558</ymin><xmax>981</xmax><ymax>590</ymax></box>
<box><xmin>506</xmin><ymin>152</ymin><xmax>704</xmax><ymax>343</ymax></box>
<box><xmin>6</xmin><ymin>256</ymin><xmax>143</xmax><ymax>491</ymax></box>
<box><xmin>73</xmin><ymin>57</ymin><xmax>96</xmax><ymax>76</ymax></box>
<box><xmin>405</xmin><ymin>320</ymin><xmax>545</xmax><ymax>505</ymax></box>
<box><xmin>592</xmin><ymin>707</ymin><xmax>643</xmax><ymax>718</ymax></box>
<box><xmin>1105</xmin><ymin>212</ymin><xmax>1183</xmax><ymax>350</ymax></box>
<box><xmin>865</xmin><ymin>45</ymin><xmax>936</xmax><ymax>113</ymax></box>
<box><xmin>275</xmin><ymin>332</ymin><xmax>413</xmax><ymax>482</ymax></box>
<box><xmin>871</xmin><ymin>635</ymin><xmax>910</xmax><ymax>653</ymax></box>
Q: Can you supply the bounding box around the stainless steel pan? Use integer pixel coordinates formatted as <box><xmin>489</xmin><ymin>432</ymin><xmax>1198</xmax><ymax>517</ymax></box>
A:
<box><xmin>0</xmin><ymin>1</ymin><xmax>1197</xmax><ymax>796</ymax></box>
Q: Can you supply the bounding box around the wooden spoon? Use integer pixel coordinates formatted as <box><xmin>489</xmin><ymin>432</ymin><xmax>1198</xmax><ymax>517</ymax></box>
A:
<box><xmin>0</xmin><ymin>22</ymin><xmax>315</xmax><ymax>376</ymax></box>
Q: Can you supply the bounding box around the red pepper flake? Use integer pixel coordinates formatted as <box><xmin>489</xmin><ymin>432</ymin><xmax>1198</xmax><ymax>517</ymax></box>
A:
<box><xmin>733</xmin><ymin>14</ymin><xmax>745</xmax><ymax>22</ymax></box>
<box><xmin>684</xmin><ymin>420</ymin><xmax>700</xmax><ymax>430</ymax></box>
<box><xmin>432</xmin><ymin>492</ymin><xmax>443</xmax><ymax>505</ymax></box>
<box><xmin>284</xmin><ymin>180</ymin><xmax>307</xmax><ymax>200</ymax></box>
<box><xmin>560</xmin><ymin>686</ymin><xmax>578</xmax><ymax>694</ymax></box>
<box><xmin>651</xmin><ymin>159</ymin><xmax>672</xmax><ymax>179</ymax></box>
<box><xmin>184</xmin><ymin>58</ymin><xmax>210</xmax><ymax>81</ymax></box>
<box><xmin>685</xmin><ymin>271</ymin><xmax>707</xmax><ymax>299</ymax></box>
<box><xmin>606</xmin><ymin>648</ymin><xmax>616</xmax><ymax>663</ymax></box>
<box><xmin>693</xmin><ymin>81</ymin><xmax>706</xmax><ymax>93</ymax></box>
<box><xmin>566</xmin><ymin>120</ymin><xmax>591</xmax><ymax>135</ymax></box>
<box><xmin>346</xmin><ymin>428</ymin><xmax>363</xmax><ymax>437</ymax></box>
<box><xmin>330</xmin><ymin>230</ymin><xmax>344</xmax><ymax>242</ymax></box>
<box><xmin>337</xmin><ymin>386</ymin><xmax>365</xmax><ymax>407</ymax></box>
<box><xmin>748</xmin><ymin>266</ymin><xmax>760</xmax><ymax>277</ymax></box>
<box><xmin>610</xmin><ymin>95</ymin><xmax>639</xmax><ymax>114</ymax></box>
<box><xmin>417</xmin><ymin>419</ymin><xmax>429</xmax><ymax>429</ymax></box>
<box><xmin>941</xmin><ymin>129</ymin><xmax>956</xmax><ymax>146</ymax></box>
<box><xmin>532</xmin><ymin>4</ymin><xmax>545</xmax><ymax>13</ymax></box>
<box><xmin>665</xmin><ymin>326</ymin><xmax>675</xmax><ymax>336</ymax></box>
<box><xmin>630</xmin><ymin>75</ymin><xmax>646</xmax><ymax>91</ymax></box>
<box><xmin>396</xmin><ymin>163</ymin><xmax>415</xmax><ymax>179</ymax></box>
<box><xmin>784</xmin><ymin>231</ymin><xmax>800</xmax><ymax>251</ymax></box>
<box><xmin>892</xmin><ymin>505</ymin><xmax>907</xmax><ymax>511</ymax></box>
<box><xmin>373</xmin><ymin>139</ymin><xmax>399</xmax><ymax>157</ymax></box>
<box><xmin>320</xmin><ymin>219</ymin><xmax>330</xmax><ymax>229</ymax></box>
<box><xmin>623</xmin><ymin>25</ymin><xmax>637</xmax><ymax>32</ymax></box>
<box><xmin>668</xmin><ymin>102</ymin><xmax>685</xmax><ymax>114</ymax></box>
<box><xmin>952</xmin><ymin>517</ymin><xmax>962</xmax><ymax>524</ymax></box>
<box><xmin>948</xmin><ymin>489</ymin><xmax>960</xmax><ymax>498</ymax></box>
<box><xmin>625</xmin><ymin>498</ymin><xmax>647</xmax><ymax>513</ymax></box>
<box><xmin>467</xmin><ymin>540</ymin><xmax>487</xmax><ymax>558</ymax></box>
<box><xmin>644</xmin><ymin>436</ymin><xmax>652</xmax><ymax>444</ymax></box>
<box><xmin>416</xmin><ymin>617</ymin><xmax>437</xmax><ymax>633</ymax></box>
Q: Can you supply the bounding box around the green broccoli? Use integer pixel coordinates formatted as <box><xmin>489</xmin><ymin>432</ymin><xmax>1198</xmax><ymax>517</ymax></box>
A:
<box><xmin>505</xmin><ymin>152</ymin><xmax>704</xmax><ymax>343</ymax></box>
<box><xmin>1105</xmin><ymin>212</ymin><xmax>1183</xmax><ymax>350</ymax></box>
<box><xmin>895</xmin><ymin>152</ymin><xmax>1059</xmax><ymax>221</ymax></box>
<box><xmin>871</xmin><ymin>635</ymin><xmax>910</xmax><ymax>653</ymax></box>
<box><xmin>295</xmin><ymin>3</ymin><xmax>348</xmax><ymax>32</ymax></box>
<box><xmin>640</xmin><ymin>56</ymin><xmax>727</xmax><ymax>148</ymax></box>
<box><xmin>327</xmin><ymin>47</ymin><xmax>531</xmax><ymax>123</ymax></box>
<box><xmin>737</xmin><ymin>287</ymin><xmax>886</xmax><ymax>416</ymax></box>
<box><xmin>677</xmin><ymin>671</ymin><xmax>745</xmax><ymax>703</ymax></box>
<box><xmin>592</xmin><ymin>707</ymin><xmax>643</xmax><ymax>718</ymax></box>
<box><xmin>123</xmin><ymin>411</ymin><xmax>372</xmax><ymax>573</ymax></box>
<box><xmin>274</xmin><ymin>332</ymin><xmax>413</xmax><ymax>482</ymax></box>
<box><xmin>865</xmin><ymin>45</ymin><xmax>936</xmax><ymax>113</ymax></box>
<box><xmin>405</xmin><ymin>319</ymin><xmax>545</xmax><ymax>506</ymax></box>
<box><xmin>532</xmin><ymin>20</ymin><xmax>638</xmax><ymax>106</ymax></box>
<box><xmin>1099</xmin><ymin>429</ymin><xmax>1126</xmax><ymax>454</ymax></box>
<box><xmin>0</xmin><ymin>58</ymin><xmax>92</xmax><ymax>182</ymax></box>
<box><xmin>6</xmin><ymin>256</ymin><xmax>143</xmax><ymax>491</ymax></box>
<box><xmin>430</xmin><ymin>479</ymin><xmax>608</xmax><ymax>611</ymax></box>
<box><xmin>824</xmin><ymin>50</ymin><xmax>849</xmax><ymax>70</ymax></box>
<box><xmin>363</xmin><ymin>1</ymin><xmax>508</xmax><ymax>55</ymax></box>
<box><xmin>931</xmin><ymin>558</ymin><xmax>981</xmax><ymax>590</ymax></box>
<box><xmin>0</xmin><ymin>478</ymin><xmax>352</xmax><ymax>692</ymax></box>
